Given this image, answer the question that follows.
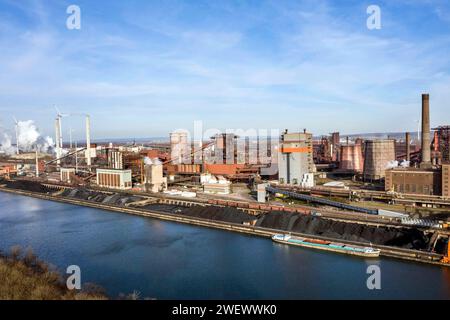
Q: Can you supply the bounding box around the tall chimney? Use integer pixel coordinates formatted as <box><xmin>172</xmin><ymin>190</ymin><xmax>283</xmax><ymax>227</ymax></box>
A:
<box><xmin>55</xmin><ymin>118</ymin><xmax>61</xmax><ymax>168</ymax></box>
<box><xmin>406</xmin><ymin>132</ymin><xmax>411</xmax><ymax>162</ymax></box>
<box><xmin>35</xmin><ymin>149</ymin><xmax>39</xmax><ymax>177</ymax></box>
<box><xmin>86</xmin><ymin>115</ymin><xmax>91</xmax><ymax>169</ymax></box>
<box><xmin>420</xmin><ymin>93</ymin><xmax>431</xmax><ymax>168</ymax></box>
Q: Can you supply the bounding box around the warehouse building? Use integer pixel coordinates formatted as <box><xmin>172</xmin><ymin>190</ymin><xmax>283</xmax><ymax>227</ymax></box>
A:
<box><xmin>96</xmin><ymin>168</ymin><xmax>132</xmax><ymax>190</ymax></box>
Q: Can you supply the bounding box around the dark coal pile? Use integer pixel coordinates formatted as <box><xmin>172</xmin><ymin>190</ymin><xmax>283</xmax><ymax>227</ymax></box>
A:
<box><xmin>143</xmin><ymin>203</ymin><xmax>184</xmax><ymax>213</ymax></box>
<box><xmin>257</xmin><ymin>211</ymin><xmax>430</xmax><ymax>250</ymax></box>
<box><xmin>255</xmin><ymin>211</ymin><xmax>299</xmax><ymax>230</ymax></box>
<box><xmin>146</xmin><ymin>204</ymin><xmax>272</xmax><ymax>225</ymax></box>
<box><xmin>178</xmin><ymin>205</ymin><xmax>257</xmax><ymax>224</ymax></box>
<box><xmin>61</xmin><ymin>188</ymin><xmax>144</xmax><ymax>206</ymax></box>
<box><xmin>4</xmin><ymin>180</ymin><xmax>51</xmax><ymax>193</ymax></box>
<box><xmin>144</xmin><ymin>203</ymin><xmax>256</xmax><ymax>224</ymax></box>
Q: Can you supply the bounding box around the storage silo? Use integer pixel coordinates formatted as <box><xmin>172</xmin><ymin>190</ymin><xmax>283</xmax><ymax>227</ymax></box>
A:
<box><xmin>363</xmin><ymin>139</ymin><xmax>396</xmax><ymax>181</ymax></box>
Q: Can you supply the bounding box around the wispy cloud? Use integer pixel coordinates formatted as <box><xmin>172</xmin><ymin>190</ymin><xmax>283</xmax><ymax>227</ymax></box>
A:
<box><xmin>0</xmin><ymin>0</ymin><xmax>449</xmax><ymax>139</ymax></box>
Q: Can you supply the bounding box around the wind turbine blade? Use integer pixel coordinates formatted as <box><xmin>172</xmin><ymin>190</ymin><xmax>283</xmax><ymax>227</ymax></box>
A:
<box><xmin>54</xmin><ymin>105</ymin><xmax>62</xmax><ymax>117</ymax></box>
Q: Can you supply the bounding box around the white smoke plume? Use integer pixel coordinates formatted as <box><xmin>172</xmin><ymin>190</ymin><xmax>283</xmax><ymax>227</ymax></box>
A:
<box><xmin>385</xmin><ymin>160</ymin><xmax>399</xmax><ymax>169</ymax></box>
<box><xmin>0</xmin><ymin>133</ymin><xmax>16</xmax><ymax>155</ymax></box>
<box><xmin>0</xmin><ymin>120</ymin><xmax>55</xmax><ymax>155</ymax></box>
<box><xmin>143</xmin><ymin>157</ymin><xmax>162</xmax><ymax>165</ymax></box>
<box><xmin>143</xmin><ymin>156</ymin><xmax>153</xmax><ymax>165</ymax></box>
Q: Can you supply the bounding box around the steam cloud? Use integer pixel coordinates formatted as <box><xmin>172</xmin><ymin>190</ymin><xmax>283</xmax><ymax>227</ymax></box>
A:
<box><xmin>144</xmin><ymin>157</ymin><xmax>162</xmax><ymax>165</ymax></box>
<box><xmin>0</xmin><ymin>120</ymin><xmax>55</xmax><ymax>155</ymax></box>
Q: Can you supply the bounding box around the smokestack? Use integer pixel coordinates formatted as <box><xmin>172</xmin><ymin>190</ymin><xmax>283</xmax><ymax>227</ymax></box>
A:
<box><xmin>55</xmin><ymin>118</ymin><xmax>61</xmax><ymax>167</ymax></box>
<box><xmin>86</xmin><ymin>115</ymin><xmax>91</xmax><ymax>169</ymax></box>
<box><xmin>406</xmin><ymin>132</ymin><xmax>411</xmax><ymax>162</ymax></box>
<box><xmin>35</xmin><ymin>150</ymin><xmax>39</xmax><ymax>177</ymax></box>
<box><xmin>420</xmin><ymin>94</ymin><xmax>431</xmax><ymax>168</ymax></box>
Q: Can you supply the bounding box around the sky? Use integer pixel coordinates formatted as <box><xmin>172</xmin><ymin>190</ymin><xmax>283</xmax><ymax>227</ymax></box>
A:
<box><xmin>0</xmin><ymin>0</ymin><xmax>449</xmax><ymax>140</ymax></box>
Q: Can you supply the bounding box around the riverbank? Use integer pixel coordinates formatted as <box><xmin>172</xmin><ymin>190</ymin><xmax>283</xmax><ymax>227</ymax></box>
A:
<box><xmin>0</xmin><ymin>182</ymin><xmax>448</xmax><ymax>267</ymax></box>
<box><xmin>0</xmin><ymin>247</ymin><xmax>106</xmax><ymax>300</ymax></box>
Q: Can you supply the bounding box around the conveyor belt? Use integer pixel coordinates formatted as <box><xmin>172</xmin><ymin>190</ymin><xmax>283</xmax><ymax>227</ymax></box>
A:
<box><xmin>266</xmin><ymin>186</ymin><xmax>379</xmax><ymax>215</ymax></box>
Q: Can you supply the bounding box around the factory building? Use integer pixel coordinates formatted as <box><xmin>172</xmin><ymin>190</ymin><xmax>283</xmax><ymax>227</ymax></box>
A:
<box><xmin>278</xmin><ymin>130</ymin><xmax>315</xmax><ymax>186</ymax></box>
<box><xmin>432</xmin><ymin>126</ymin><xmax>450</xmax><ymax>164</ymax></box>
<box><xmin>385</xmin><ymin>94</ymin><xmax>450</xmax><ymax>197</ymax></box>
<box><xmin>144</xmin><ymin>158</ymin><xmax>167</xmax><ymax>193</ymax></box>
<box><xmin>60</xmin><ymin>167</ymin><xmax>76</xmax><ymax>183</ymax></box>
<box><xmin>201</xmin><ymin>173</ymin><xmax>232</xmax><ymax>194</ymax></box>
<box><xmin>385</xmin><ymin>168</ymin><xmax>441</xmax><ymax>195</ymax></box>
<box><xmin>96</xmin><ymin>168</ymin><xmax>132</xmax><ymax>190</ymax></box>
<box><xmin>363</xmin><ymin>139</ymin><xmax>396</xmax><ymax>181</ymax></box>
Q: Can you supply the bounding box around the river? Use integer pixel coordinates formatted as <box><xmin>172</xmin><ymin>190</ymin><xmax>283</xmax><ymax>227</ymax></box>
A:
<box><xmin>0</xmin><ymin>191</ymin><xmax>449</xmax><ymax>299</ymax></box>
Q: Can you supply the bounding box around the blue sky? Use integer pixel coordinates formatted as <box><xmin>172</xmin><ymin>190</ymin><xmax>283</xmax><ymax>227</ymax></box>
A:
<box><xmin>0</xmin><ymin>0</ymin><xmax>449</xmax><ymax>140</ymax></box>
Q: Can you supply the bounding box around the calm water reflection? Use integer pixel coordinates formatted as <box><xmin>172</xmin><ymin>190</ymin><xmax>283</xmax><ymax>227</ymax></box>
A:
<box><xmin>0</xmin><ymin>192</ymin><xmax>449</xmax><ymax>299</ymax></box>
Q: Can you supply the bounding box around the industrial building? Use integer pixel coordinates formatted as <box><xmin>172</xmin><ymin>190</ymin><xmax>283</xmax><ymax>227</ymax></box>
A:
<box><xmin>385</xmin><ymin>94</ymin><xmax>450</xmax><ymax>197</ymax></box>
<box><xmin>96</xmin><ymin>168</ymin><xmax>132</xmax><ymax>190</ymax></box>
<box><xmin>313</xmin><ymin>132</ymin><xmax>340</xmax><ymax>164</ymax></box>
<box><xmin>201</xmin><ymin>173</ymin><xmax>232</xmax><ymax>194</ymax></box>
<box><xmin>278</xmin><ymin>130</ymin><xmax>315</xmax><ymax>186</ymax></box>
<box><xmin>385</xmin><ymin>168</ymin><xmax>442</xmax><ymax>195</ymax></box>
<box><xmin>144</xmin><ymin>158</ymin><xmax>167</xmax><ymax>193</ymax></box>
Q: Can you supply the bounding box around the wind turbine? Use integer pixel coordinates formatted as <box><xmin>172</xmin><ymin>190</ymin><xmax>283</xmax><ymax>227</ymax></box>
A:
<box><xmin>66</xmin><ymin>112</ymin><xmax>92</xmax><ymax>169</ymax></box>
<box><xmin>415</xmin><ymin>119</ymin><xmax>421</xmax><ymax>144</ymax></box>
<box><xmin>55</xmin><ymin>106</ymin><xmax>69</xmax><ymax>149</ymax></box>
<box><xmin>12</xmin><ymin>116</ymin><xmax>19</xmax><ymax>155</ymax></box>
<box><xmin>53</xmin><ymin>109</ymin><xmax>92</xmax><ymax>170</ymax></box>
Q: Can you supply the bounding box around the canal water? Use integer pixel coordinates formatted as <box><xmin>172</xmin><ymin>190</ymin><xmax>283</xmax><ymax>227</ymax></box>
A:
<box><xmin>0</xmin><ymin>191</ymin><xmax>449</xmax><ymax>299</ymax></box>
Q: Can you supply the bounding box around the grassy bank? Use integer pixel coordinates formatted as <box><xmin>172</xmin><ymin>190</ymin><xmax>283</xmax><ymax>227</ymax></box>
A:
<box><xmin>0</xmin><ymin>247</ymin><xmax>106</xmax><ymax>300</ymax></box>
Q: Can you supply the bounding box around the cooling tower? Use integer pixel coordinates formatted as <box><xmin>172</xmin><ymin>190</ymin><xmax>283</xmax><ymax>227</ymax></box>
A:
<box><xmin>339</xmin><ymin>144</ymin><xmax>364</xmax><ymax>173</ymax></box>
<box><xmin>363</xmin><ymin>139</ymin><xmax>396</xmax><ymax>181</ymax></box>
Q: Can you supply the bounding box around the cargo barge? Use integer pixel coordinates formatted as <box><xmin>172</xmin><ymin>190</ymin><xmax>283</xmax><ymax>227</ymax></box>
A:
<box><xmin>272</xmin><ymin>234</ymin><xmax>381</xmax><ymax>258</ymax></box>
